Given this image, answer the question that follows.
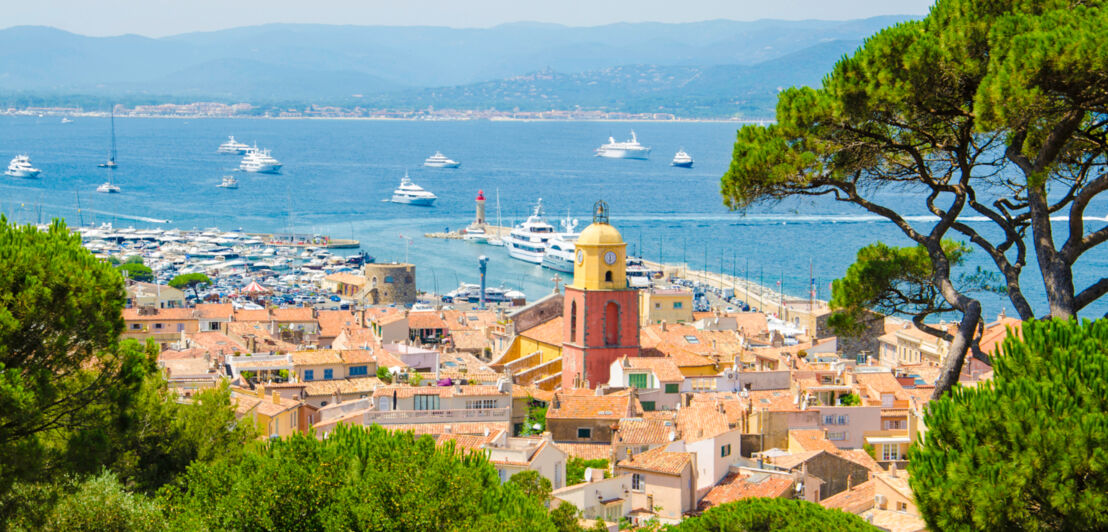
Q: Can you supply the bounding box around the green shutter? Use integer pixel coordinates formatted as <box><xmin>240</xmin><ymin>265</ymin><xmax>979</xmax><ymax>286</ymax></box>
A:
<box><xmin>641</xmin><ymin>401</ymin><xmax>655</xmax><ymax>412</ymax></box>
<box><xmin>629</xmin><ymin>373</ymin><xmax>648</xmax><ymax>389</ymax></box>
<box><xmin>665</xmin><ymin>383</ymin><xmax>679</xmax><ymax>394</ymax></box>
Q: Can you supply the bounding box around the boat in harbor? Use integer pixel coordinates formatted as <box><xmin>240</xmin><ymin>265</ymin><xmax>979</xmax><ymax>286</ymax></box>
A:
<box><xmin>423</xmin><ymin>151</ymin><xmax>460</xmax><ymax>168</ymax></box>
<box><xmin>671</xmin><ymin>149</ymin><xmax>693</xmax><ymax>168</ymax></box>
<box><xmin>5</xmin><ymin>155</ymin><xmax>41</xmax><ymax>178</ymax></box>
<box><xmin>541</xmin><ymin>214</ymin><xmax>580</xmax><ymax>273</ymax></box>
<box><xmin>97</xmin><ymin>109</ymin><xmax>118</xmax><ymax>169</ymax></box>
<box><xmin>596</xmin><ymin>131</ymin><xmax>651</xmax><ymax>159</ymax></box>
<box><xmin>218</xmin><ymin>136</ymin><xmax>251</xmax><ymax>154</ymax></box>
<box><xmin>487</xmin><ymin>188</ymin><xmax>505</xmax><ymax>246</ymax></box>
<box><xmin>240</xmin><ymin>146</ymin><xmax>282</xmax><ymax>173</ymax></box>
<box><xmin>217</xmin><ymin>175</ymin><xmax>239</xmax><ymax>189</ymax></box>
<box><xmin>61</xmin><ymin>117</ymin><xmax>73</xmax><ymax>124</ymax></box>
<box><xmin>96</xmin><ymin>172</ymin><xmax>121</xmax><ymax>193</ymax></box>
<box><xmin>390</xmin><ymin>172</ymin><xmax>437</xmax><ymax>206</ymax></box>
<box><xmin>504</xmin><ymin>199</ymin><xmax>556</xmax><ymax>264</ymax></box>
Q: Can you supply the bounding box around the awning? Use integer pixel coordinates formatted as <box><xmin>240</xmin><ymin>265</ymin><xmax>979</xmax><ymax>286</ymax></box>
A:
<box><xmin>865</xmin><ymin>436</ymin><xmax>911</xmax><ymax>445</ymax></box>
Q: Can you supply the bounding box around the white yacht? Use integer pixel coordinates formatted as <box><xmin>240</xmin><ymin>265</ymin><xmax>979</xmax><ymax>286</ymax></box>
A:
<box><xmin>5</xmin><ymin>155</ymin><xmax>41</xmax><ymax>178</ymax></box>
<box><xmin>96</xmin><ymin>180</ymin><xmax>120</xmax><ymax>194</ymax></box>
<box><xmin>217</xmin><ymin>175</ymin><xmax>239</xmax><ymax>189</ymax></box>
<box><xmin>463</xmin><ymin>226</ymin><xmax>489</xmax><ymax>243</ymax></box>
<box><xmin>541</xmin><ymin>214</ymin><xmax>580</xmax><ymax>273</ymax></box>
<box><xmin>595</xmin><ymin>131</ymin><xmax>651</xmax><ymax>159</ymax></box>
<box><xmin>239</xmin><ymin>147</ymin><xmax>282</xmax><ymax>173</ymax></box>
<box><xmin>424</xmin><ymin>151</ymin><xmax>461</xmax><ymax>168</ymax></box>
<box><xmin>671</xmin><ymin>149</ymin><xmax>694</xmax><ymax>168</ymax></box>
<box><xmin>61</xmin><ymin>117</ymin><xmax>73</xmax><ymax>124</ymax></box>
<box><xmin>504</xmin><ymin>199</ymin><xmax>556</xmax><ymax>264</ymax></box>
<box><xmin>390</xmin><ymin>172</ymin><xmax>437</xmax><ymax>206</ymax></box>
<box><xmin>218</xmin><ymin>136</ymin><xmax>251</xmax><ymax>154</ymax></box>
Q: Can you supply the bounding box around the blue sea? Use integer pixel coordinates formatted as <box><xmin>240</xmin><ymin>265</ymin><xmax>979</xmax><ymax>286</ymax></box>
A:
<box><xmin>1</xmin><ymin>115</ymin><xmax>1105</xmax><ymax>319</ymax></box>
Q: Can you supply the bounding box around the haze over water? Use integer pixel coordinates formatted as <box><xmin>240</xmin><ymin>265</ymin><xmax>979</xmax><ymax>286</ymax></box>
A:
<box><xmin>2</xmin><ymin>115</ymin><xmax>1105</xmax><ymax>319</ymax></box>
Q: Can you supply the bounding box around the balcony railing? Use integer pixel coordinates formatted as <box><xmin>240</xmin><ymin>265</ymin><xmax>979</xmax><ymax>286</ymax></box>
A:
<box><xmin>362</xmin><ymin>407</ymin><xmax>510</xmax><ymax>424</ymax></box>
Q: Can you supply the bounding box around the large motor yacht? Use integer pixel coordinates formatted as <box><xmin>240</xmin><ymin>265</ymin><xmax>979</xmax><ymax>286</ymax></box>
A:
<box><xmin>390</xmin><ymin>172</ymin><xmax>437</xmax><ymax>206</ymax></box>
<box><xmin>239</xmin><ymin>147</ymin><xmax>282</xmax><ymax>173</ymax></box>
<box><xmin>5</xmin><ymin>155</ymin><xmax>41</xmax><ymax>178</ymax></box>
<box><xmin>504</xmin><ymin>199</ymin><xmax>556</xmax><ymax>264</ymax></box>
<box><xmin>541</xmin><ymin>214</ymin><xmax>580</xmax><ymax>273</ymax></box>
<box><xmin>595</xmin><ymin>131</ymin><xmax>651</xmax><ymax>159</ymax></box>
<box><xmin>671</xmin><ymin>149</ymin><xmax>694</xmax><ymax>168</ymax></box>
<box><xmin>423</xmin><ymin>151</ymin><xmax>461</xmax><ymax>168</ymax></box>
<box><xmin>218</xmin><ymin>136</ymin><xmax>251</xmax><ymax>154</ymax></box>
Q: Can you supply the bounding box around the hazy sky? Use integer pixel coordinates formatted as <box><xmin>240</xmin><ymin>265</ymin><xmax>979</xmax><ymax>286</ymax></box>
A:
<box><xmin>9</xmin><ymin>0</ymin><xmax>935</xmax><ymax>37</ymax></box>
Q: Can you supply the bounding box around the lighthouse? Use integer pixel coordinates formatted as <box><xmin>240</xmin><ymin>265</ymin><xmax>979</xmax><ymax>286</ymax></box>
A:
<box><xmin>475</xmin><ymin>190</ymin><xmax>486</xmax><ymax>226</ymax></box>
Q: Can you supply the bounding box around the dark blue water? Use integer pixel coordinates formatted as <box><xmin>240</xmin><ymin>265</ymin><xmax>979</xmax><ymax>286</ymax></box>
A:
<box><xmin>1</xmin><ymin>115</ymin><xmax>1105</xmax><ymax>319</ymax></box>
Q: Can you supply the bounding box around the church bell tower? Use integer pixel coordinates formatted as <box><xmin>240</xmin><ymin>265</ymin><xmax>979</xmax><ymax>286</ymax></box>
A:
<box><xmin>561</xmin><ymin>201</ymin><xmax>641</xmax><ymax>389</ymax></box>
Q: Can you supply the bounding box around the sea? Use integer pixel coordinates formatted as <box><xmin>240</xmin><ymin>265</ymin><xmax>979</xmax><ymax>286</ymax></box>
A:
<box><xmin>2</xmin><ymin>115</ymin><xmax>1106</xmax><ymax>319</ymax></box>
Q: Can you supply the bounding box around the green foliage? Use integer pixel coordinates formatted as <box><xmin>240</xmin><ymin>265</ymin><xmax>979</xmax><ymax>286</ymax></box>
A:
<box><xmin>550</xmin><ymin>501</ymin><xmax>582</xmax><ymax>532</ymax></box>
<box><xmin>566</xmin><ymin>457</ymin><xmax>609</xmax><ymax>486</ymax></box>
<box><xmin>118</xmin><ymin>262</ymin><xmax>154</xmax><ymax>283</ymax></box>
<box><xmin>521</xmin><ymin>400</ymin><xmax>548</xmax><ymax>435</ymax></box>
<box><xmin>168</xmin><ymin>273</ymin><xmax>211</xmax><ymax>298</ymax></box>
<box><xmin>409</xmin><ymin>372</ymin><xmax>424</xmax><ymax>386</ymax></box>
<box><xmin>508</xmin><ymin>470</ymin><xmax>552</xmax><ymax>503</ymax></box>
<box><xmin>909</xmin><ymin>318</ymin><xmax>1108</xmax><ymax>531</ymax></box>
<box><xmin>158</xmin><ymin>424</ymin><xmax>556</xmax><ymax>531</ymax></box>
<box><xmin>43</xmin><ymin>472</ymin><xmax>164</xmax><ymax>532</ymax></box>
<box><xmin>838</xmin><ymin>393</ymin><xmax>861</xmax><ymax>406</ymax></box>
<box><xmin>277</xmin><ymin>369</ymin><xmax>289</xmax><ymax>381</ymax></box>
<box><xmin>672</xmin><ymin>498</ymin><xmax>877</xmax><ymax>532</ymax></box>
<box><xmin>376</xmin><ymin>366</ymin><xmax>392</xmax><ymax>383</ymax></box>
<box><xmin>240</xmin><ymin>370</ymin><xmax>255</xmax><ymax>382</ymax></box>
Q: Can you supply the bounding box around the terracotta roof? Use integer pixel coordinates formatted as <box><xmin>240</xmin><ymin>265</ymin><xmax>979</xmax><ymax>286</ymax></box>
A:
<box><xmin>291</xmin><ymin>350</ymin><xmax>343</xmax><ymax>366</ymax></box>
<box><xmin>548</xmin><ymin>393</ymin><xmax>636</xmax><ymax>420</ymax></box>
<box><xmin>766</xmin><ymin>450</ymin><xmax>824</xmax><ymax>470</ymax></box>
<box><xmin>317</xmin><ymin>310</ymin><xmax>360</xmax><ymax>339</ymax></box>
<box><xmin>408</xmin><ymin>312</ymin><xmax>449</xmax><ymax>330</ymax></box>
<box><xmin>979</xmin><ymin>316</ymin><xmax>1023</xmax><ymax>356</ymax></box>
<box><xmin>868</xmin><ymin>509</ymin><xmax>928</xmax><ymax>532</ymax></box>
<box><xmin>325</xmin><ymin>272</ymin><xmax>367</xmax><ymax>286</ymax></box>
<box><xmin>271</xmin><ymin>307</ymin><xmax>315</xmax><ymax>322</ymax></box>
<box><xmin>234</xmin><ymin>309</ymin><xmax>270</xmax><ymax>322</ymax></box>
<box><xmin>441</xmin><ymin>309</ymin><xmax>498</xmax><ymax>331</ymax></box>
<box><xmin>789</xmin><ymin>429</ymin><xmax>839</xmax><ymax>453</ymax></box>
<box><xmin>373</xmin><ymin>348</ymin><xmax>408</xmax><ymax>369</ymax></box>
<box><xmin>676</xmin><ymin>400</ymin><xmax>732</xmax><ymax>442</ymax></box>
<box><xmin>433</xmin><ymin>432</ymin><xmax>501</xmax><ymax>452</ymax></box>
<box><xmin>195</xmin><ymin>303</ymin><xmax>233</xmax><ymax>320</ymax></box>
<box><xmin>364</xmin><ymin>307</ymin><xmax>407</xmax><ymax>324</ymax></box>
<box><xmin>554</xmin><ymin>442</ymin><xmax>612</xmax><ymax>461</ymax></box>
<box><xmin>232</xmin><ymin>392</ymin><xmax>299</xmax><ymax>418</ymax></box>
<box><xmin>617</xmin><ymin>445</ymin><xmax>692</xmax><ymax>476</ymax></box>
<box><xmin>386</xmin><ymin>422</ymin><xmax>511</xmax><ymax>436</ymax></box>
<box><xmin>184</xmin><ymin>331</ymin><xmax>246</xmax><ymax>356</ymax></box>
<box><xmin>820</xmin><ymin>479</ymin><xmax>875</xmax><ymax>514</ymax></box>
<box><xmin>854</xmin><ymin>372</ymin><xmax>910</xmax><ymax>402</ymax></box>
<box><xmin>332</xmin><ymin>328</ymin><xmax>381</xmax><ymax>351</ymax></box>
<box><xmin>698</xmin><ymin>472</ymin><xmax>795</xmax><ymax>510</ymax></box>
<box><xmin>622</xmin><ymin>356</ymin><xmax>684</xmax><ymax>382</ymax></box>
<box><xmin>512</xmin><ymin>385</ymin><xmax>555</xmax><ymax>403</ymax></box>
<box><xmin>747</xmin><ymin>389</ymin><xmax>800</xmax><ymax>412</ymax></box>
<box><xmin>122</xmin><ymin>307</ymin><xmax>197</xmax><ymax>321</ymax></box>
<box><xmin>300</xmin><ymin>378</ymin><xmax>381</xmax><ymax>397</ymax></box>
<box><xmin>832</xmin><ymin>448</ymin><xmax>883</xmax><ymax>473</ymax></box>
<box><xmin>616</xmin><ymin>416</ymin><xmax>676</xmax><ymax>445</ymax></box>
<box><xmin>372</xmin><ymin>384</ymin><xmax>504</xmax><ymax>399</ymax></box>
<box><xmin>520</xmin><ymin>315</ymin><xmax>564</xmax><ymax>346</ymax></box>
<box><xmin>450</xmin><ymin>329</ymin><xmax>492</xmax><ymax>351</ymax></box>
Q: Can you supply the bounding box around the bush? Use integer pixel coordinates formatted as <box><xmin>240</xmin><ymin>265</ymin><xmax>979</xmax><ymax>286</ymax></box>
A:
<box><xmin>45</xmin><ymin>472</ymin><xmax>163</xmax><ymax>532</ymax></box>
<box><xmin>672</xmin><ymin>498</ymin><xmax>876</xmax><ymax>531</ymax></box>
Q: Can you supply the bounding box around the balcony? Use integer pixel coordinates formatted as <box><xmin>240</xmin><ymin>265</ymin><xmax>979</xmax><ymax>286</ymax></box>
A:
<box><xmin>361</xmin><ymin>407</ymin><xmax>510</xmax><ymax>425</ymax></box>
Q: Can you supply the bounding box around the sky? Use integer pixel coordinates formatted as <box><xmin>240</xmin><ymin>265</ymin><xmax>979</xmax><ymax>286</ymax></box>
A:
<box><xmin>9</xmin><ymin>0</ymin><xmax>935</xmax><ymax>37</ymax></box>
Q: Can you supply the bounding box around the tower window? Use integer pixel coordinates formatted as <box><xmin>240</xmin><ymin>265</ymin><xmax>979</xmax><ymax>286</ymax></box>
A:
<box><xmin>604</xmin><ymin>301</ymin><xmax>620</xmax><ymax>346</ymax></box>
<box><xmin>605</xmin><ymin>271</ymin><xmax>613</xmax><ymax>282</ymax></box>
<box><xmin>570</xmin><ymin>301</ymin><xmax>578</xmax><ymax>343</ymax></box>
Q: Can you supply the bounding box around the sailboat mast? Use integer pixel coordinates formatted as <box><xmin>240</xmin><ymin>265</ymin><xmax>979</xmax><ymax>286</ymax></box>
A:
<box><xmin>109</xmin><ymin>109</ymin><xmax>117</xmax><ymax>162</ymax></box>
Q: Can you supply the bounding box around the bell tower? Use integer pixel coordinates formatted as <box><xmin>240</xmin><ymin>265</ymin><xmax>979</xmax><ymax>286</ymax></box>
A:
<box><xmin>562</xmin><ymin>201</ymin><xmax>641</xmax><ymax>389</ymax></box>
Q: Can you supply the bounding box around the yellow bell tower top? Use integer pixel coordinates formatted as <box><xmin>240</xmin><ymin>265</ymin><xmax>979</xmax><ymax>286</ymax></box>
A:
<box><xmin>571</xmin><ymin>201</ymin><xmax>627</xmax><ymax>290</ymax></box>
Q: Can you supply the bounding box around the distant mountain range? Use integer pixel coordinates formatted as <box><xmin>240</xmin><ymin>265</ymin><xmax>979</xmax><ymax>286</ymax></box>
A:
<box><xmin>0</xmin><ymin>17</ymin><xmax>915</xmax><ymax>117</ymax></box>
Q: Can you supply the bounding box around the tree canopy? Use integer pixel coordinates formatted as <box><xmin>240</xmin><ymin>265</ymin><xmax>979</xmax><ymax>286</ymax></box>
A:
<box><xmin>672</xmin><ymin>498</ymin><xmax>877</xmax><ymax>532</ymax></box>
<box><xmin>909</xmin><ymin>318</ymin><xmax>1108</xmax><ymax>531</ymax></box>
<box><xmin>721</xmin><ymin>0</ymin><xmax>1108</xmax><ymax>396</ymax></box>
<box><xmin>168</xmin><ymin>272</ymin><xmax>211</xmax><ymax>299</ymax></box>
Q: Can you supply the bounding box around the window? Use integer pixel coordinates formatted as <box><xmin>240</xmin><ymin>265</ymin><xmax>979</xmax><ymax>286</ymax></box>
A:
<box><xmin>664</xmin><ymin>383</ymin><xmax>679</xmax><ymax>394</ymax></box>
<box><xmin>290</xmin><ymin>412</ymin><xmax>297</xmax><ymax>429</ymax></box>
<box><xmin>823</xmin><ymin>415</ymin><xmax>836</xmax><ymax>425</ymax></box>
<box><xmin>881</xmin><ymin>394</ymin><xmax>895</xmax><ymax>407</ymax></box>
<box><xmin>384</xmin><ymin>276</ymin><xmax>394</xmax><ymax>283</ymax></box>
<box><xmin>210</xmin><ymin>322</ymin><xmax>220</xmax><ymax>331</ymax></box>
<box><xmin>324</xmin><ymin>368</ymin><xmax>333</xmax><ymax>380</ymax></box>
<box><xmin>897</xmin><ymin>502</ymin><xmax>908</xmax><ymax>512</ymax></box>
<box><xmin>349</xmin><ymin>365</ymin><xmax>368</xmax><ymax>377</ymax></box>
<box><xmin>466</xmin><ymin>399</ymin><xmax>497</xmax><ymax>409</ymax></box>
<box><xmin>654</xmin><ymin>302</ymin><xmax>661</xmax><ymax>309</ymax></box>
<box><xmin>673</xmin><ymin>301</ymin><xmax>683</xmax><ymax>309</ymax></box>
<box><xmin>882</xmin><ymin>444</ymin><xmax>900</xmax><ymax>461</ymax></box>
<box><xmin>577</xmin><ymin>427</ymin><xmax>592</xmax><ymax>439</ymax></box>
<box><xmin>570</xmin><ymin>301</ymin><xmax>577</xmax><ymax>343</ymax></box>
<box><xmin>828</xmin><ymin>431</ymin><xmax>846</xmax><ymax>441</ymax></box>
<box><xmin>641</xmin><ymin>401</ymin><xmax>655</xmax><ymax>412</ymax></box>
<box><xmin>684</xmin><ymin>335</ymin><xmax>700</xmax><ymax>344</ymax></box>
<box><xmin>605</xmin><ymin>271</ymin><xmax>613</xmax><ymax>282</ymax></box>
<box><xmin>154</xmin><ymin>323</ymin><xmax>163</xmax><ymax>329</ymax></box>
<box><xmin>604</xmin><ymin>301</ymin><xmax>620</xmax><ymax>346</ymax></box>
<box><xmin>177</xmin><ymin>323</ymin><xmax>185</xmax><ymax>332</ymax></box>
<box><xmin>304</xmin><ymin>369</ymin><xmax>315</xmax><ymax>381</ymax></box>
<box><xmin>720</xmin><ymin>444</ymin><xmax>732</xmax><ymax>457</ymax></box>
<box><xmin>131</xmin><ymin>323</ymin><xmax>141</xmax><ymax>330</ymax></box>
<box><xmin>837</xmin><ymin>415</ymin><xmax>849</xmax><ymax>425</ymax></box>
<box><xmin>885</xmin><ymin>419</ymin><xmax>904</xmax><ymax>430</ymax></box>
<box><xmin>628</xmin><ymin>373</ymin><xmax>648</xmax><ymax>389</ymax></box>
<box><xmin>631</xmin><ymin>473</ymin><xmax>644</xmax><ymax>491</ymax></box>
<box><xmin>414</xmin><ymin>394</ymin><xmax>440</xmax><ymax>411</ymax></box>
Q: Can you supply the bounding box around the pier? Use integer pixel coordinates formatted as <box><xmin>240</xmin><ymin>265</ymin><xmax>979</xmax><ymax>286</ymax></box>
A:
<box><xmin>424</xmin><ymin>224</ymin><xmax>511</xmax><ymax>241</ymax></box>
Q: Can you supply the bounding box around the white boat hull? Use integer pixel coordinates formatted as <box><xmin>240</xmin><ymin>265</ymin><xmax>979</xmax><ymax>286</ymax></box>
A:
<box><xmin>97</xmin><ymin>184</ymin><xmax>120</xmax><ymax>193</ymax></box>
<box><xmin>241</xmin><ymin>163</ymin><xmax>282</xmax><ymax>173</ymax></box>
<box><xmin>424</xmin><ymin>161</ymin><xmax>460</xmax><ymax>168</ymax></box>
<box><xmin>391</xmin><ymin>196</ymin><xmax>437</xmax><ymax>206</ymax></box>
<box><xmin>597</xmin><ymin>147</ymin><xmax>651</xmax><ymax>160</ymax></box>
<box><xmin>541</xmin><ymin>254</ymin><xmax>574</xmax><ymax>272</ymax></box>
<box><xmin>5</xmin><ymin>169</ymin><xmax>40</xmax><ymax>178</ymax></box>
<box><xmin>507</xmin><ymin>244</ymin><xmax>545</xmax><ymax>264</ymax></box>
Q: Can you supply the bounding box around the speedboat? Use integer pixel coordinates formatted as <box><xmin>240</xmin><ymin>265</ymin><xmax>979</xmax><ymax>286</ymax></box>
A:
<box><xmin>240</xmin><ymin>146</ymin><xmax>282</xmax><ymax>173</ymax></box>
<box><xmin>541</xmin><ymin>214</ymin><xmax>579</xmax><ymax>273</ymax></box>
<box><xmin>671</xmin><ymin>149</ymin><xmax>694</xmax><ymax>168</ymax></box>
<box><xmin>218</xmin><ymin>136</ymin><xmax>251</xmax><ymax>154</ymax></box>
<box><xmin>596</xmin><ymin>131</ymin><xmax>651</xmax><ymax>159</ymax></box>
<box><xmin>504</xmin><ymin>199</ymin><xmax>556</xmax><ymax>264</ymax></box>
<box><xmin>217</xmin><ymin>175</ymin><xmax>239</xmax><ymax>189</ymax></box>
<box><xmin>390</xmin><ymin>172</ymin><xmax>437</xmax><ymax>206</ymax></box>
<box><xmin>424</xmin><ymin>151</ymin><xmax>460</xmax><ymax>168</ymax></box>
<box><xmin>5</xmin><ymin>155</ymin><xmax>41</xmax><ymax>178</ymax></box>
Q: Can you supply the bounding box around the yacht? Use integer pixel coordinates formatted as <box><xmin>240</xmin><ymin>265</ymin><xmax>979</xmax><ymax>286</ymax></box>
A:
<box><xmin>239</xmin><ymin>147</ymin><xmax>282</xmax><ymax>173</ymax></box>
<box><xmin>218</xmin><ymin>136</ymin><xmax>251</xmax><ymax>154</ymax></box>
<box><xmin>542</xmin><ymin>234</ymin><xmax>577</xmax><ymax>273</ymax></box>
<box><xmin>5</xmin><ymin>155</ymin><xmax>41</xmax><ymax>178</ymax></box>
<box><xmin>463</xmin><ymin>226</ymin><xmax>489</xmax><ymax>243</ymax></box>
<box><xmin>96</xmin><ymin>179</ymin><xmax>121</xmax><ymax>194</ymax></box>
<box><xmin>61</xmin><ymin>117</ymin><xmax>73</xmax><ymax>124</ymax></box>
<box><xmin>423</xmin><ymin>151</ymin><xmax>461</xmax><ymax>168</ymax></box>
<box><xmin>217</xmin><ymin>175</ymin><xmax>239</xmax><ymax>189</ymax></box>
<box><xmin>504</xmin><ymin>199</ymin><xmax>556</xmax><ymax>264</ymax></box>
<box><xmin>390</xmin><ymin>172</ymin><xmax>437</xmax><ymax>206</ymax></box>
<box><xmin>595</xmin><ymin>131</ymin><xmax>651</xmax><ymax>159</ymax></box>
<box><xmin>671</xmin><ymin>149</ymin><xmax>694</xmax><ymax>168</ymax></box>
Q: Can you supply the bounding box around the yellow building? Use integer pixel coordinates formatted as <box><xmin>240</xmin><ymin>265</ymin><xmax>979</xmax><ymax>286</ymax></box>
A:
<box><xmin>640</xmin><ymin>288</ymin><xmax>694</xmax><ymax>325</ymax></box>
<box><xmin>233</xmin><ymin>387</ymin><xmax>302</xmax><ymax>439</ymax></box>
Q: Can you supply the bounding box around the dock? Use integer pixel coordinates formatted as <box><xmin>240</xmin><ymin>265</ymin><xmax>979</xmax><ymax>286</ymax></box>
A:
<box><xmin>424</xmin><ymin>224</ymin><xmax>511</xmax><ymax>241</ymax></box>
<box><xmin>248</xmin><ymin>233</ymin><xmax>360</xmax><ymax>249</ymax></box>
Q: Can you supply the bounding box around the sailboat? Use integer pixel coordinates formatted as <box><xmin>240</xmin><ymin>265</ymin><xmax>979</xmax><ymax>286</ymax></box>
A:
<box><xmin>97</xmin><ymin>109</ymin><xmax>118</xmax><ymax>169</ymax></box>
<box><xmin>487</xmin><ymin>188</ymin><xmax>505</xmax><ymax>246</ymax></box>
<box><xmin>97</xmin><ymin>172</ymin><xmax>120</xmax><ymax>193</ymax></box>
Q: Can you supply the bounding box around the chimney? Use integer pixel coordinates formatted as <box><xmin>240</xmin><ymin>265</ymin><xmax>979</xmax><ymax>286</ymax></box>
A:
<box><xmin>272</xmin><ymin>391</ymin><xmax>281</xmax><ymax>405</ymax></box>
<box><xmin>661</xmin><ymin>320</ymin><xmax>667</xmax><ymax>332</ymax></box>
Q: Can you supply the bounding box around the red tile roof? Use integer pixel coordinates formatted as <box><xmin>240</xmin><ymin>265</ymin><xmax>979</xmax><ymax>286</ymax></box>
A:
<box><xmin>520</xmin><ymin>316</ymin><xmax>564</xmax><ymax>346</ymax></box>
<box><xmin>548</xmin><ymin>393</ymin><xmax>637</xmax><ymax>420</ymax></box>
<box><xmin>617</xmin><ymin>445</ymin><xmax>692</xmax><ymax>476</ymax></box>
<box><xmin>820</xmin><ymin>479</ymin><xmax>875</xmax><ymax>514</ymax></box>
<box><xmin>271</xmin><ymin>307</ymin><xmax>315</xmax><ymax>322</ymax></box>
<box><xmin>698</xmin><ymin>471</ymin><xmax>795</xmax><ymax>510</ymax></box>
<box><xmin>407</xmin><ymin>312</ymin><xmax>449</xmax><ymax>331</ymax></box>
